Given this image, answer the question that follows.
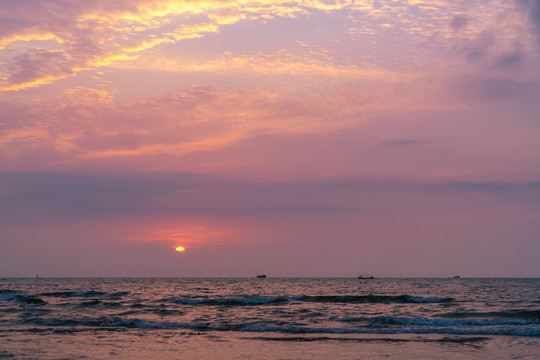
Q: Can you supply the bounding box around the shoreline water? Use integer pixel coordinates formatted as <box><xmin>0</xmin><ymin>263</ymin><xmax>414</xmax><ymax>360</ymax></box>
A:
<box><xmin>1</xmin><ymin>277</ymin><xmax>539</xmax><ymax>359</ymax></box>
<box><xmin>1</xmin><ymin>330</ymin><xmax>539</xmax><ymax>360</ymax></box>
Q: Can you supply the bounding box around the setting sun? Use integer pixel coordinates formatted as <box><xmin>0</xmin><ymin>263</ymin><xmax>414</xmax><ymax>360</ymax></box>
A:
<box><xmin>175</xmin><ymin>246</ymin><xmax>186</xmax><ymax>253</ymax></box>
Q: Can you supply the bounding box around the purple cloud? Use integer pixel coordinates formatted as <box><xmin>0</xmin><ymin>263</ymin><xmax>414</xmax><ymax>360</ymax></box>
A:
<box><xmin>2</xmin><ymin>172</ymin><xmax>540</xmax><ymax>227</ymax></box>
<box><xmin>450</xmin><ymin>14</ymin><xmax>469</xmax><ymax>31</ymax></box>
<box><xmin>379</xmin><ymin>139</ymin><xmax>426</xmax><ymax>147</ymax></box>
<box><xmin>7</xmin><ymin>49</ymin><xmax>73</xmax><ymax>83</ymax></box>
<box><xmin>527</xmin><ymin>0</ymin><xmax>540</xmax><ymax>45</ymax></box>
<box><xmin>492</xmin><ymin>50</ymin><xmax>524</xmax><ymax>69</ymax></box>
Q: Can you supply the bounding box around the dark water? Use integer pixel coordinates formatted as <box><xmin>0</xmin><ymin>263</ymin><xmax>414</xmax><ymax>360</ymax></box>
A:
<box><xmin>1</xmin><ymin>278</ymin><xmax>539</xmax><ymax>359</ymax></box>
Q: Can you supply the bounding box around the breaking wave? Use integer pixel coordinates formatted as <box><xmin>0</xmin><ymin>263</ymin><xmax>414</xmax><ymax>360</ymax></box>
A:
<box><xmin>17</xmin><ymin>315</ymin><xmax>540</xmax><ymax>337</ymax></box>
<box><xmin>173</xmin><ymin>294</ymin><xmax>454</xmax><ymax>306</ymax></box>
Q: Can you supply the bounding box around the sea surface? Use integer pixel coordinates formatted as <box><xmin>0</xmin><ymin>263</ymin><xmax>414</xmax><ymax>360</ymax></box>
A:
<box><xmin>1</xmin><ymin>277</ymin><xmax>539</xmax><ymax>359</ymax></box>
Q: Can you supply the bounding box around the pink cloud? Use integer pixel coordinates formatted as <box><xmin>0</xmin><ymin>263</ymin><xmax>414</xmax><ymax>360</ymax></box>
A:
<box><xmin>8</xmin><ymin>49</ymin><xmax>73</xmax><ymax>83</ymax></box>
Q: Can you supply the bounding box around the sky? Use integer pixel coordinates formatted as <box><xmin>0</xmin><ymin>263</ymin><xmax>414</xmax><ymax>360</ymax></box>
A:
<box><xmin>1</xmin><ymin>0</ymin><xmax>540</xmax><ymax>277</ymax></box>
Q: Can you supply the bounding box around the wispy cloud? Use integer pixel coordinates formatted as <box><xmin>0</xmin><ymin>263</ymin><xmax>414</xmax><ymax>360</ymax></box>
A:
<box><xmin>1</xmin><ymin>0</ymin><xmax>532</xmax><ymax>92</ymax></box>
<box><xmin>0</xmin><ymin>0</ymin><xmax>350</xmax><ymax>91</ymax></box>
<box><xmin>2</xmin><ymin>171</ymin><xmax>539</xmax><ymax>227</ymax></box>
<box><xmin>379</xmin><ymin>139</ymin><xmax>426</xmax><ymax>147</ymax></box>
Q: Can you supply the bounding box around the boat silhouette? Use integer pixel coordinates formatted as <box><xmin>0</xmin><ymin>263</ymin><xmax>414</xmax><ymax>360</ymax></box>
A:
<box><xmin>357</xmin><ymin>274</ymin><xmax>374</xmax><ymax>279</ymax></box>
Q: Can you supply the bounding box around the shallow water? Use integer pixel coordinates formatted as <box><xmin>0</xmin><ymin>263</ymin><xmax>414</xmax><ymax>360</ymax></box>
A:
<box><xmin>1</xmin><ymin>278</ymin><xmax>539</xmax><ymax>359</ymax></box>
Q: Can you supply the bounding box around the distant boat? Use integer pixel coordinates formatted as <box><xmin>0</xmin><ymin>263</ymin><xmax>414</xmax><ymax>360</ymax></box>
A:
<box><xmin>357</xmin><ymin>274</ymin><xmax>374</xmax><ymax>279</ymax></box>
<box><xmin>453</xmin><ymin>275</ymin><xmax>461</xmax><ymax>279</ymax></box>
<box><xmin>256</xmin><ymin>274</ymin><xmax>267</xmax><ymax>278</ymax></box>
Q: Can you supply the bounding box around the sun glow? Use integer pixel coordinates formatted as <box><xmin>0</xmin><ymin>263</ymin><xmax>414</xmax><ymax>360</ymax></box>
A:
<box><xmin>175</xmin><ymin>245</ymin><xmax>186</xmax><ymax>253</ymax></box>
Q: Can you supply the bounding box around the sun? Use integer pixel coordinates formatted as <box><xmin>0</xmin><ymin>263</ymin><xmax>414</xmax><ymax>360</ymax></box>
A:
<box><xmin>175</xmin><ymin>245</ymin><xmax>186</xmax><ymax>253</ymax></box>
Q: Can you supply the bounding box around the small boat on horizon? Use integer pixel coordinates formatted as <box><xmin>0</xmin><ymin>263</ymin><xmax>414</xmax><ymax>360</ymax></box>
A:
<box><xmin>453</xmin><ymin>275</ymin><xmax>461</xmax><ymax>279</ymax></box>
<box><xmin>256</xmin><ymin>274</ymin><xmax>267</xmax><ymax>278</ymax></box>
<box><xmin>357</xmin><ymin>274</ymin><xmax>374</xmax><ymax>279</ymax></box>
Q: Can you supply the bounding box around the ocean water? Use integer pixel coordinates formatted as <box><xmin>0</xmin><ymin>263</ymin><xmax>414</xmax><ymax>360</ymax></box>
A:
<box><xmin>1</xmin><ymin>277</ymin><xmax>539</xmax><ymax>359</ymax></box>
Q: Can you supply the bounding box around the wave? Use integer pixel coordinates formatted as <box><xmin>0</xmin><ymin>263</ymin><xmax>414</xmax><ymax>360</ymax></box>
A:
<box><xmin>298</xmin><ymin>295</ymin><xmax>454</xmax><ymax>304</ymax></box>
<box><xmin>0</xmin><ymin>289</ymin><xmax>17</xmax><ymax>295</ymax></box>
<box><xmin>40</xmin><ymin>290</ymin><xmax>107</xmax><ymax>298</ymax></box>
<box><xmin>76</xmin><ymin>300</ymin><xmax>123</xmax><ymax>308</ymax></box>
<box><xmin>20</xmin><ymin>316</ymin><xmax>540</xmax><ymax>337</ymax></box>
<box><xmin>175</xmin><ymin>295</ymin><xmax>296</xmax><ymax>305</ymax></box>
<box><xmin>77</xmin><ymin>300</ymin><xmax>102</xmax><ymax>307</ymax></box>
<box><xmin>108</xmin><ymin>291</ymin><xmax>130</xmax><ymax>299</ymax></box>
<box><xmin>3</xmin><ymin>293</ymin><xmax>453</xmax><ymax>306</ymax></box>
<box><xmin>340</xmin><ymin>315</ymin><xmax>537</xmax><ymax>327</ymax></box>
<box><xmin>0</xmin><ymin>295</ymin><xmax>47</xmax><ymax>306</ymax></box>
<box><xmin>40</xmin><ymin>291</ymin><xmax>79</xmax><ymax>298</ymax></box>
<box><xmin>173</xmin><ymin>294</ymin><xmax>454</xmax><ymax>306</ymax></box>
<box><xmin>250</xmin><ymin>336</ymin><xmax>490</xmax><ymax>344</ymax></box>
<box><xmin>2</xmin><ymin>291</ymin><xmax>115</xmax><ymax>306</ymax></box>
<box><xmin>440</xmin><ymin>310</ymin><xmax>540</xmax><ymax>321</ymax></box>
<box><xmin>27</xmin><ymin>316</ymin><xmax>209</xmax><ymax>330</ymax></box>
<box><xmin>21</xmin><ymin>296</ymin><xmax>47</xmax><ymax>306</ymax></box>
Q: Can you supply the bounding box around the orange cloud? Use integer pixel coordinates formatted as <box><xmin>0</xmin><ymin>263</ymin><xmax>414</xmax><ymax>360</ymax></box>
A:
<box><xmin>0</xmin><ymin>73</ymin><xmax>74</xmax><ymax>92</ymax></box>
<box><xmin>121</xmin><ymin>37</ymin><xmax>175</xmax><ymax>53</ymax></box>
<box><xmin>1</xmin><ymin>0</ymin><xmax>536</xmax><ymax>173</ymax></box>
<box><xmin>0</xmin><ymin>32</ymin><xmax>64</xmax><ymax>50</ymax></box>
<box><xmin>0</xmin><ymin>0</ymin><xmax>528</xmax><ymax>94</ymax></box>
<box><xmin>128</xmin><ymin>222</ymin><xmax>231</xmax><ymax>248</ymax></box>
<box><xmin>0</xmin><ymin>73</ymin><xmax>458</xmax><ymax>170</ymax></box>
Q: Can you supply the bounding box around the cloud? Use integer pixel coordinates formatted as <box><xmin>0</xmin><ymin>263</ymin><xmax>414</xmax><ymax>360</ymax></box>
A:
<box><xmin>7</xmin><ymin>49</ymin><xmax>74</xmax><ymax>84</ymax></box>
<box><xmin>4</xmin><ymin>75</ymin><xmax>442</xmax><ymax>169</ymax></box>
<box><xmin>525</xmin><ymin>0</ymin><xmax>540</xmax><ymax>45</ymax></box>
<box><xmin>475</xmin><ymin>77</ymin><xmax>540</xmax><ymax>100</ymax></box>
<box><xmin>2</xmin><ymin>170</ymin><xmax>540</xmax><ymax>278</ymax></box>
<box><xmin>450</xmin><ymin>14</ymin><xmax>469</xmax><ymax>31</ymax></box>
<box><xmin>0</xmin><ymin>171</ymin><xmax>215</xmax><ymax>222</ymax></box>
<box><xmin>0</xmin><ymin>0</ymin><xmax>360</xmax><ymax>91</ymax></box>
<box><xmin>445</xmin><ymin>4</ymin><xmax>536</xmax><ymax>70</ymax></box>
<box><xmin>379</xmin><ymin>139</ymin><xmax>425</xmax><ymax>147</ymax></box>
<box><xmin>2</xmin><ymin>172</ymin><xmax>540</xmax><ymax>226</ymax></box>
<box><xmin>449</xmin><ymin>75</ymin><xmax>540</xmax><ymax>103</ymax></box>
<box><xmin>461</xmin><ymin>31</ymin><xmax>495</xmax><ymax>62</ymax></box>
<box><xmin>1</xmin><ymin>0</ymin><xmax>530</xmax><ymax>92</ymax></box>
<box><xmin>492</xmin><ymin>50</ymin><xmax>524</xmax><ymax>69</ymax></box>
<box><xmin>448</xmin><ymin>180</ymin><xmax>540</xmax><ymax>192</ymax></box>
<box><xmin>0</xmin><ymin>171</ymin><xmax>368</xmax><ymax>226</ymax></box>
<box><xmin>0</xmin><ymin>1</ymin><xmax>216</xmax><ymax>90</ymax></box>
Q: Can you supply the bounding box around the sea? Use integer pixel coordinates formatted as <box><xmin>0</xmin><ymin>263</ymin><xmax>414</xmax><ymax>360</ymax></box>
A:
<box><xmin>1</xmin><ymin>277</ymin><xmax>539</xmax><ymax>359</ymax></box>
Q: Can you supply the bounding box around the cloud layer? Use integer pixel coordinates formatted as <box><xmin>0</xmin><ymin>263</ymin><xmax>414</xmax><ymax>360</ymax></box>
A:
<box><xmin>1</xmin><ymin>1</ymin><xmax>540</xmax><ymax>276</ymax></box>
